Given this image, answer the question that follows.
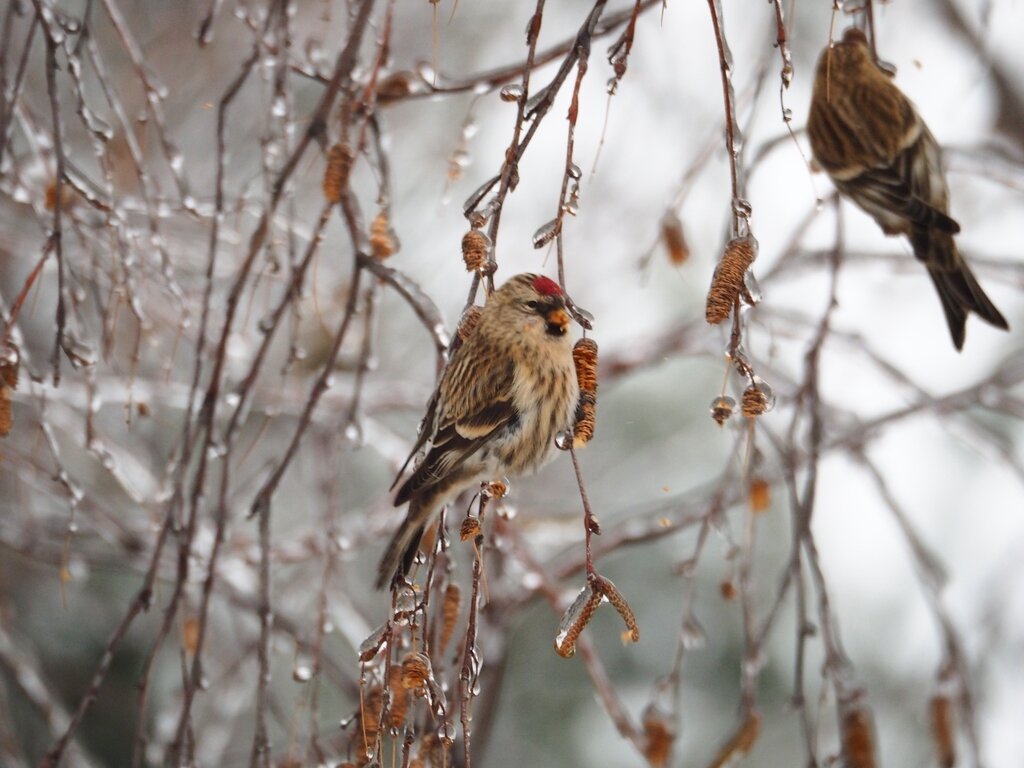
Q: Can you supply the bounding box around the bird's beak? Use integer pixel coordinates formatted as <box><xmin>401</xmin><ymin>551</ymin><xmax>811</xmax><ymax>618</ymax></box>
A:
<box><xmin>545</xmin><ymin>307</ymin><xmax>571</xmax><ymax>336</ymax></box>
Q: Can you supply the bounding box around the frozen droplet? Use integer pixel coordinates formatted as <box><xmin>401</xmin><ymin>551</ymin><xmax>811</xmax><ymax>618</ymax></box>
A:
<box><xmin>395</xmin><ymin>588</ymin><xmax>417</xmax><ymax>616</ymax></box>
<box><xmin>359</xmin><ymin>623</ymin><xmax>388</xmax><ymax>662</ymax></box>
<box><xmin>321</xmin><ymin>620</ymin><xmax>334</xmax><ymax>634</ymax></box>
<box><xmin>462</xmin><ymin>121</ymin><xmax>479</xmax><ymax>139</ymax></box>
<box><xmin>520</xmin><ymin>572</ymin><xmax>541</xmax><ymax>592</ymax></box>
<box><xmin>415</xmin><ymin>62</ymin><xmax>436</xmax><ymax>83</ymax></box>
<box><xmin>554</xmin><ymin>585</ymin><xmax>594</xmax><ymax>656</ymax></box>
<box><xmin>468</xmin><ymin>647</ymin><xmax>482</xmax><ymax>680</ymax></box>
<box><xmin>224</xmin><ymin>391</ymin><xmax>241</xmax><ymax>408</ymax></box>
<box><xmin>198</xmin><ymin>675</ymin><xmax>211</xmax><ymax>691</ymax></box>
<box><xmin>731</xmin><ymin>131</ymin><xmax>745</xmax><ymax>157</ymax></box>
<box><xmin>257</xmin><ymin>315</ymin><xmax>275</xmax><ymax>335</ymax></box>
<box><xmin>65</xmin><ymin>556</ymin><xmax>89</xmax><ymax>581</ymax></box>
<box><xmin>68</xmin><ymin>483</ymin><xmax>85</xmax><ymax>504</ymax></box>
<box><xmin>67</xmin><ymin>521</ymin><xmax>79</xmax><ymax>534</ymax></box>
<box><xmin>463</xmin><ymin>174</ymin><xmax>500</xmax><ymax>216</ymax></box>
<box><xmin>732</xmin><ymin>197</ymin><xmax>752</xmax><ymax>220</ymax></box>
<box><xmin>742</xmin><ymin>270</ymin><xmax>762</xmax><ymax>305</ymax></box>
<box><xmin>709</xmin><ymin>395</ymin><xmax>736</xmax><ymax>426</ymax></box>
<box><xmin>726</xmin><ymin>344</ymin><xmax>750</xmax><ymax>369</ymax></box>
<box><xmin>271</xmin><ymin>96</ymin><xmax>288</xmax><ymax>117</ymax></box>
<box><xmin>168</xmin><ymin>152</ymin><xmax>184</xmax><ymax>174</ymax></box>
<box><xmin>441</xmin><ymin>721</ymin><xmax>456</xmax><ymax>745</ymax></box>
<box><xmin>606</xmin><ymin>77</ymin><xmax>619</xmax><ymax>95</ymax></box>
<box><xmin>782</xmin><ymin>107</ymin><xmax>793</xmax><ymax>122</ymax></box>
<box><xmin>562</xmin><ymin>199</ymin><xmax>578</xmax><ymax>216</ymax></box>
<box><xmin>741</xmin><ymin>650</ymin><xmax>764</xmax><ymax>679</ymax></box>
<box><xmin>750</xmin><ymin>377</ymin><xmax>775</xmax><ymax>412</ymax></box>
<box><xmin>554</xmin><ymin>431</ymin><xmax>572</xmax><ymax>450</ymax></box>
<box><xmin>524</xmin><ymin>87</ymin><xmax>547</xmax><ymax>116</ymax></box>
<box><xmin>432</xmin><ymin>323</ymin><xmax>451</xmax><ymax>347</ymax></box>
<box><xmin>567</xmin><ymin>163</ymin><xmax>582</xmax><ymax>180</ymax></box>
<box><xmin>531</xmin><ymin>219</ymin><xmax>559</xmax><ymax>249</ymax></box>
<box><xmin>292</xmin><ymin>661</ymin><xmax>313</xmax><ymax>682</ymax></box>
<box><xmin>499</xmin><ymin>84</ymin><xmax>523</xmax><ymax>102</ymax></box>
<box><xmin>680</xmin><ymin>617</ymin><xmax>707</xmax><ymax>649</ymax></box>
<box><xmin>305</xmin><ymin>39</ymin><xmax>324</xmax><ymax>66</ymax></box>
<box><xmin>344</xmin><ymin>422</ymin><xmax>361</xmax><ymax>442</ymax></box>
<box><xmin>450</xmin><ymin>149</ymin><xmax>471</xmax><ymax>169</ymax></box>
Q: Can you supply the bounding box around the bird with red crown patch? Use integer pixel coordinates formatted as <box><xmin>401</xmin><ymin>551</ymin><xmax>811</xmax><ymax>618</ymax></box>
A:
<box><xmin>377</xmin><ymin>273</ymin><xmax>580</xmax><ymax>589</ymax></box>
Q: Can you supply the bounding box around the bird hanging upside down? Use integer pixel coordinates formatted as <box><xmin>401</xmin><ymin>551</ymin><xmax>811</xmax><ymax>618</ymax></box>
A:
<box><xmin>806</xmin><ymin>27</ymin><xmax>1008</xmax><ymax>350</ymax></box>
<box><xmin>377</xmin><ymin>273</ymin><xmax>580</xmax><ymax>590</ymax></box>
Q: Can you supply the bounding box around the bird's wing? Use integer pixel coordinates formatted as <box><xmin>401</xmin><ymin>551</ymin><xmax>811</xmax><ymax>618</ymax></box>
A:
<box><xmin>389</xmin><ymin>387</ymin><xmax>440</xmax><ymax>492</ymax></box>
<box><xmin>393</xmin><ymin>338</ymin><xmax>518</xmax><ymax>506</ymax></box>
<box><xmin>839</xmin><ymin>139</ymin><xmax>958</xmax><ymax>243</ymax></box>
<box><xmin>844</xmin><ymin>157</ymin><xmax>960</xmax><ymax>235</ymax></box>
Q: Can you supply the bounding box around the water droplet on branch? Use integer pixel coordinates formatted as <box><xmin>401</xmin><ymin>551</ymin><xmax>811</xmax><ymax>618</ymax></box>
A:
<box><xmin>499</xmin><ymin>84</ymin><xmax>523</xmax><ymax>102</ymax></box>
<box><xmin>531</xmin><ymin>219</ymin><xmax>559</xmax><ymax>249</ymax></box>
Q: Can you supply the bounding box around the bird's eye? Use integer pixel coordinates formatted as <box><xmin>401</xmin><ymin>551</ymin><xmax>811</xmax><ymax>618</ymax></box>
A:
<box><xmin>524</xmin><ymin>300</ymin><xmax>541</xmax><ymax>311</ymax></box>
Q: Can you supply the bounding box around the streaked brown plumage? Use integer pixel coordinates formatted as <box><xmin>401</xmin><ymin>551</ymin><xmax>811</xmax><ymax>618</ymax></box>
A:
<box><xmin>377</xmin><ymin>273</ymin><xmax>580</xmax><ymax>589</ymax></box>
<box><xmin>807</xmin><ymin>27</ymin><xmax>1008</xmax><ymax>350</ymax></box>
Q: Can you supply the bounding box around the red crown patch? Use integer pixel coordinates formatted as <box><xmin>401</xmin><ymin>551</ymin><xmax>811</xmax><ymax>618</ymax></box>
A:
<box><xmin>532</xmin><ymin>275</ymin><xmax>562</xmax><ymax>296</ymax></box>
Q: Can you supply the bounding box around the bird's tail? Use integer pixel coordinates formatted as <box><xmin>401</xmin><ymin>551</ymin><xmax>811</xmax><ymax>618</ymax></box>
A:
<box><xmin>916</xmin><ymin>233</ymin><xmax>1008</xmax><ymax>350</ymax></box>
<box><xmin>376</xmin><ymin>498</ymin><xmax>429</xmax><ymax>590</ymax></box>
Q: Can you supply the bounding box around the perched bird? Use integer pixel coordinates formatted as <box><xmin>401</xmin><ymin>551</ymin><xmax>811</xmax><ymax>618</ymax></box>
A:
<box><xmin>807</xmin><ymin>27</ymin><xmax>1008</xmax><ymax>350</ymax></box>
<box><xmin>377</xmin><ymin>273</ymin><xmax>580</xmax><ymax>589</ymax></box>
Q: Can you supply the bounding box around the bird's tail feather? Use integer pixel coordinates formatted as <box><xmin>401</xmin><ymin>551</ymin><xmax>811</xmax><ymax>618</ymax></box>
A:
<box><xmin>927</xmin><ymin>268</ymin><xmax>969</xmax><ymax>350</ymax></box>
<box><xmin>916</xmin><ymin>234</ymin><xmax>1008</xmax><ymax>350</ymax></box>
<box><xmin>376</xmin><ymin>500</ymin><xmax>428</xmax><ymax>590</ymax></box>
<box><xmin>926</xmin><ymin>263</ymin><xmax>1008</xmax><ymax>350</ymax></box>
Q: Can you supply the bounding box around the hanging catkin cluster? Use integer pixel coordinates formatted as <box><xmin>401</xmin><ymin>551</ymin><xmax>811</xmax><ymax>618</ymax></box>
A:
<box><xmin>461</xmin><ymin>229</ymin><xmax>491</xmax><ymax>272</ymax></box>
<box><xmin>572</xmin><ymin>338</ymin><xmax>598</xmax><ymax>446</ymax></box>
<box><xmin>705</xmin><ymin>235</ymin><xmax>756</xmax><ymax>324</ymax></box>
<box><xmin>369</xmin><ymin>210</ymin><xmax>398</xmax><ymax>260</ymax></box>
<box><xmin>323</xmin><ymin>142</ymin><xmax>355</xmax><ymax>203</ymax></box>
<box><xmin>741</xmin><ymin>383</ymin><xmax>770</xmax><ymax>418</ymax></box>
